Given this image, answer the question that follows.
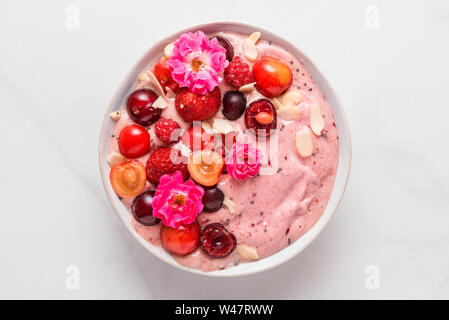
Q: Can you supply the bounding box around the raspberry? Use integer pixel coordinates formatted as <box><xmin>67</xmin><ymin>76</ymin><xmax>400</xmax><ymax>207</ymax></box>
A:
<box><xmin>146</xmin><ymin>147</ymin><xmax>189</xmax><ymax>184</ymax></box>
<box><xmin>224</xmin><ymin>56</ymin><xmax>253</xmax><ymax>88</ymax></box>
<box><xmin>155</xmin><ymin>118</ymin><xmax>181</xmax><ymax>144</ymax></box>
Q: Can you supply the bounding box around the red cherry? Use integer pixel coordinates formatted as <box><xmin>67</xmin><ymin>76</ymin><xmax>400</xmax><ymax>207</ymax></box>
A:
<box><xmin>200</xmin><ymin>223</ymin><xmax>236</xmax><ymax>258</ymax></box>
<box><xmin>181</xmin><ymin>126</ymin><xmax>213</xmax><ymax>151</ymax></box>
<box><xmin>252</xmin><ymin>57</ymin><xmax>293</xmax><ymax>98</ymax></box>
<box><xmin>118</xmin><ymin>124</ymin><xmax>151</xmax><ymax>158</ymax></box>
<box><xmin>160</xmin><ymin>221</ymin><xmax>200</xmax><ymax>255</ymax></box>
<box><xmin>153</xmin><ymin>57</ymin><xmax>179</xmax><ymax>94</ymax></box>
<box><xmin>126</xmin><ymin>89</ymin><xmax>162</xmax><ymax>126</ymax></box>
<box><xmin>244</xmin><ymin>99</ymin><xmax>277</xmax><ymax>137</ymax></box>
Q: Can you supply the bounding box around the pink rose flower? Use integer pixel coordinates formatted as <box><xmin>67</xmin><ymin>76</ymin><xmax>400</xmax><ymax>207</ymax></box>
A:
<box><xmin>168</xmin><ymin>31</ymin><xmax>229</xmax><ymax>95</ymax></box>
<box><xmin>152</xmin><ymin>171</ymin><xmax>204</xmax><ymax>228</ymax></box>
<box><xmin>226</xmin><ymin>142</ymin><xmax>262</xmax><ymax>180</ymax></box>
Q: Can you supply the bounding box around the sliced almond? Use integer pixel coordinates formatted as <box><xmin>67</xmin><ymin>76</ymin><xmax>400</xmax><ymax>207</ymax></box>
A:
<box><xmin>152</xmin><ymin>96</ymin><xmax>168</xmax><ymax>109</ymax></box>
<box><xmin>164</xmin><ymin>42</ymin><xmax>174</xmax><ymax>58</ymax></box>
<box><xmin>109</xmin><ymin>111</ymin><xmax>122</xmax><ymax>121</ymax></box>
<box><xmin>310</xmin><ymin>104</ymin><xmax>324</xmax><ymax>136</ymax></box>
<box><xmin>212</xmin><ymin>118</ymin><xmax>234</xmax><ymax>134</ymax></box>
<box><xmin>277</xmin><ymin>105</ymin><xmax>301</xmax><ymax>121</ymax></box>
<box><xmin>236</xmin><ymin>244</ymin><xmax>259</xmax><ymax>260</ymax></box>
<box><xmin>108</xmin><ymin>152</ymin><xmax>127</xmax><ymax>167</ymax></box>
<box><xmin>223</xmin><ymin>197</ymin><xmax>235</xmax><ymax>214</ymax></box>
<box><xmin>271</xmin><ymin>97</ymin><xmax>282</xmax><ymax>110</ymax></box>
<box><xmin>137</xmin><ymin>72</ymin><xmax>150</xmax><ymax>82</ymax></box>
<box><xmin>295</xmin><ymin>128</ymin><xmax>314</xmax><ymax>158</ymax></box>
<box><xmin>243</xmin><ymin>38</ymin><xmax>258</xmax><ymax>62</ymax></box>
<box><xmin>248</xmin><ymin>31</ymin><xmax>261</xmax><ymax>44</ymax></box>
<box><xmin>238</xmin><ymin>82</ymin><xmax>256</xmax><ymax>93</ymax></box>
<box><xmin>165</xmin><ymin>87</ymin><xmax>176</xmax><ymax>98</ymax></box>
<box><xmin>201</xmin><ymin>121</ymin><xmax>214</xmax><ymax>134</ymax></box>
<box><xmin>281</xmin><ymin>89</ymin><xmax>302</xmax><ymax>106</ymax></box>
<box><xmin>145</xmin><ymin>70</ymin><xmax>166</xmax><ymax>97</ymax></box>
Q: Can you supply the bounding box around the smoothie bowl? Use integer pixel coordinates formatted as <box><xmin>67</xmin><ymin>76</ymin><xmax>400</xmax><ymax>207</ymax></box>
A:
<box><xmin>99</xmin><ymin>22</ymin><xmax>351</xmax><ymax>276</ymax></box>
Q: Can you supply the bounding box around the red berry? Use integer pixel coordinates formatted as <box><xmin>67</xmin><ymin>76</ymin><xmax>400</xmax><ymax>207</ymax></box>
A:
<box><xmin>160</xmin><ymin>221</ymin><xmax>200</xmax><ymax>255</ymax></box>
<box><xmin>118</xmin><ymin>124</ymin><xmax>151</xmax><ymax>158</ymax></box>
<box><xmin>155</xmin><ymin>118</ymin><xmax>181</xmax><ymax>144</ymax></box>
<box><xmin>153</xmin><ymin>57</ymin><xmax>179</xmax><ymax>94</ymax></box>
<box><xmin>146</xmin><ymin>147</ymin><xmax>189</xmax><ymax>184</ymax></box>
<box><xmin>126</xmin><ymin>89</ymin><xmax>162</xmax><ymax>126</ymax></box>
<box><xmin>244</xmin><ymin>99</ymin><xmax>277</xmax><ymax>137</ymax></box>
<box><xmin>200</xmin><ymin>223</ymin><xmax>236</xmax><ymax>258</ymax></box>
<box><xmin>224</xmin><ymin>56</ymin><xmax>253</xmax><ymax>88</ymax></box>
<box><xmin>131</xmin><ymin>190</ymin><xmax>160</xmax><ymax>226</ymax></box>
<box><xmin>175</xmin><ymin>87</ymin><xmax>221</xmax><ymax>121</ymax></box>
<box><xmin>181</xmin><ymin>126</ymin><xmax>213</xmax><ymax>151</ymax></box>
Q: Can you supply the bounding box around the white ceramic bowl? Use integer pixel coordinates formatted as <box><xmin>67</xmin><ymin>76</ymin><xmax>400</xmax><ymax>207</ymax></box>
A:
<box><xmin>99</xmin><ymin>22</ymin><xmax>351</xmax><ymax>277</ymax></box>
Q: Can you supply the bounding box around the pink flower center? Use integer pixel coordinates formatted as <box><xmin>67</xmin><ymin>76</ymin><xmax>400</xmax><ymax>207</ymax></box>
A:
<box><xmin>191</xmin><ymin>58</ymin><xmax>204</xmax><ymax>73</ymax></box>
<box><xmin>170</xmin><ymin>193</ymin><xmax>186</xmax><ymax>210</ymax></box>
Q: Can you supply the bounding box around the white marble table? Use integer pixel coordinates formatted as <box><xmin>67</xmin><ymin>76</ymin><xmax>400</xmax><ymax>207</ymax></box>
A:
<box><xmin>1</xmin><ymin>0</ymin><xmax>448</xmax><ymax>299</ymax></box>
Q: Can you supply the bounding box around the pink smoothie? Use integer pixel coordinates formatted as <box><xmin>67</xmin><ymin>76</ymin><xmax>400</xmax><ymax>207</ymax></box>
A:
<box><xmin>108</xmin><ymin>31</ymin><xmax>339</xmax><ymax>272</ymax></box>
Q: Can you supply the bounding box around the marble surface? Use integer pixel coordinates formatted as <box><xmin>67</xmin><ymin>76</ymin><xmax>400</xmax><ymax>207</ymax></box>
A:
<box><xmin>1</xmin><ymin>0</ymin><xmax>448</xmax><ymax>299</ymax></box>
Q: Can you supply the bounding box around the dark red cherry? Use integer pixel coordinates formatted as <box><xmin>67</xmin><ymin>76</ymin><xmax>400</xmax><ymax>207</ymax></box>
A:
<box><xmin>126</xmin><ymin>89</ymin><xmax>162</xmax><ymax>126</ymax></box>
<box><xmin>202</xmin><ymin>187</ymin><xmax>225</xmax><ymax>213</ymax></box>
<box><xmin>200</xmin><ymin>223</ymin><xmax>236</xmax><ymax>258</ymax></box>
<box><xmin>210</xmin><ymin>36</ymin><xmax>234</xmax><ymax>61</ymax></box>
<box><xmin>244</xmin><ymin>99</ymin><xmax>277</xmax><ymax>136</ymax></box>
<box><xmin>131</xmin><ymin>190</ymin><xmax>160</xmax><ymax>226</ymax></box>
<box><xmin>222</xmin><ymin>91</ymin><xmax>246</xmax><ymax>120</ymax></box>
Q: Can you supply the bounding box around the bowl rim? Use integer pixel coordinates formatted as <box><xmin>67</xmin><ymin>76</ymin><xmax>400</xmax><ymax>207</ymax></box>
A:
<box><xmin>99</xmin><ymin>21</ymin><xmax>352</xmax><ymax>277</ymax></box>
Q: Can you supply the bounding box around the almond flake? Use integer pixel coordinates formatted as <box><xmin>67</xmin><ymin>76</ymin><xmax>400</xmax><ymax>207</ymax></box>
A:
<box><xmin>295</xmin><ymin>128</ymin><xmax>314</xmax><ymax>158</ymax></box>
<box><xmin>137</xmin><ymin>72</ymin><xmax>150</xmax><ymax>82</ymax></box>
<box><xmin>310</xmin><ymin>104</ymin><xmax>324</xmax><ymax>136</ymax></box>
<box><xmin>201</xmin><ymin>121</ymin><xmax>214</xmax><ymax>134</ymax></box>
<box><xmin>236</xmin><ymin>244</ymin><xmax>259</xmax><ymax>260</ymax></box>
<box><xmin>223</xmin><ymin>197</ymin><xmax>235</xmax><ymax>214</ymax></box>
<box><xmin>146</xmin><ymin>70</ymin><xmax>166</xmax><ymax>97</ymax></box>
<box><xmin>165</xmin><ymin>87</ymin><xmax>176</xmax><ymax>98</ymax></box>
<box><xmin>239</xmin><ymin>82</ymin><xmax>256</xmax><ymax>93</ymax></box>
<box><xmin>243</xmin><ymin>38</ymin><xmax>258</xmax><ymax>62</ymax></box>
<box><xmin>108</xmin><ymin>152</ymin><xmax>127</xmax><ymax>167</ymax></box>
<box><xmin>212</xmin><ymin>118</ymin><xmax>234</xmax><ymax>134</ymax></box>
<box><xmin>164</xmin><ymin>42</ymin><xmax>174</xmax><ymax>58</ymax></box>
<box><xmin>281</xmin><ymin>89</ymin><xmax>302</xmax><ymax>106</ymax></box>
<box><xmin>152</xmin><ymin>96</ymin><xmax>168</xmax><ymax>109</ymax></box>
<box><xmin>277</xmin><ymin>105</ymin><xmax>301</xmax><ymax>121</ymax></box>
<box><xmin>109</xmin><ymin>111</ymin><xmax>122</xmax><ymax>121</ymax></box>
<box><xmin>271</xmin><ymin>97</ymin><xmax>282</xmax><ymax>110</ymax></box>
<box><xmin>248</xmin><ymin>31</ymin><xmax>261</xmax><ymax>44</ymax></box>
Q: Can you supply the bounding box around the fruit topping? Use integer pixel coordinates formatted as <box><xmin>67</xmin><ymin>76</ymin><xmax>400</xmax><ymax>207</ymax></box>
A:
<box><xmin>126</xmin><ymin>89</ymin><xmax>162</xmax><ymax>126</ymax></box>
<box><xmin>110</xmin><ymin>160</ymin><xmax>146</xmax><ymax>198</ymax></box>
<box><xmin>200</xmin><ymin>223</ymin><xmax>236</xmax><ymax>258</ymax></box>
<box><xmin>118</xmin><ymin>124</ymin><xmax>151</xmax><ymax>159</ymax></box>
<box><xmin>295</xmin><ymin>128</ymin><xmax>314</xmax><ymax>158</ymax></box>
<box><xmin>155</xmin><ymin>118</ymin><xmax>181</xmax><ymax>144</ymax></box>
<box><xmin>131</xmin><ymin>190</ymin><xmax>161</xmax><ymax>226</ymax></box>
<box><xmin>181</xmin><ymin>126</ymin><xmax>213</xmax><ymax>151</ymax></box>
<box><xmin>202</xmin><ymin>187</ymin><xmax>225</xmax><ymax>213</ymax></box>
<box><xmin>226</xmin><ymin>141</ymin><xmax>262</xmax><ymax>180</ymax></box>
<box><xmin>175</xmin><ymin>87</ymin><xmax>221</xmax><ymax>121</ymax></box>
<box><xmin>168</xmin><ymin>31</ymin><xmax>228</xmax><ymax>95</ymax></box>
<box><xmin>146</xmin><ymin>147</ymin><xmax>189</xmax><ymax>184</ymax></box>
<box><xmin>222</xmin><ymin>91</ymin><xmax>246</xmax><ymax>120</ymax></box>
<box><xmin>152</xmin><ymin>171</ymin><xmax>204</xmax><ymax>228</ymax></box>
<box><xmin>252</xmin><ymin>57</ymin><xmax>292</xmax><ymax>98</ymax></box>
<box><xmin>310</xmin><ymin>104</ymin><xmax>325</xmax><ymax>136</ymax></box>
<box><xmin>210</xmin><ymin>36</ymin><xmax>234</xmax><ymax>61</ymax></box>
<box><xmin>188</xmin><ymin>150</ymin><xmax>224</xmax><ymax>186</ymax></box>
<box><xmin>160</xmin><ymin>221</ymin><xmax>200</xmax><ymax>255</ymax></box>
<box><xmin>224</xmin><ymin>56</ymin><xmax>253</xmax><ymax>88</ymax></box>
<box><xmin>244</xmin><ymin>99</ymin><xmax>277</xmax><ymax>136</ymax></box>
<box><xmin>153</xmin><ymin>56</ymin><xmax>180</xmax><ymax>94</ymax></box>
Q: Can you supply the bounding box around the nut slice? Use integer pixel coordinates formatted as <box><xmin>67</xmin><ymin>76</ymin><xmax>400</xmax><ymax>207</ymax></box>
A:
<box><xmin>152</xmin><ymin>96</ymin><xmax>168</xmax><ymax>109</ymax></box>
<box><xmin>310</xmin><ymin>104</ymin><xmax>324</xmax><ymax>136</ymax></box>
<box><xmin>109</xmin><ymin>111</ymin><xmax>122</xmax><ymax>121</ymax></box>
<box><xmin>271</xmin><ymin>97</ymin><xmax>282</xmax><ymax>110</ymax></box>
<box><xmin>108</xmin><ymin>152</ymin><xmax>127</xmax><ymax>167</ymax></box>
<box><xmin>223</xmin><ymin>197</ymin><xmax>235</xmax><ymax>214</ymax></box>
<box><xmin>164</xmin><ymin>42</ymin><xmax>174</xmax><ymax>58</ymax></box>
<box><xmin>295</xmin><ymin>128</ymin><xmax>314</xmax><ymax>158</ymax></box>
<box><xmin>281</xmin><ymin>89</ymin><xmax>302</xmax><ymax>106</ymax></box>
<box><xmin>212</xmin><ymin>118</ymin><xmax>234</xmax><ymax>134</ymax></box>
<box><xmin>243</xmin><ymin>38</ymin><xmax>258</xmax><ymax>62</ymax></box>
<box><xmin>248</xmin><ymin>31</ymin><xmax>261</xmax><ymax>44</ymax></box>
<box><xmin>239</xmin><ymin>82</ymin><xmax>256</xmax><ymax>93</ymax></box>
<box><xmin>236</xmin><ymin>244</ymin><xmax>259</xmax><ymax>260</ymax></box>
<box><xmin>277</xmin><ymin>105</ymin><xmax>301</xmax><ymax>121</ymax></box>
